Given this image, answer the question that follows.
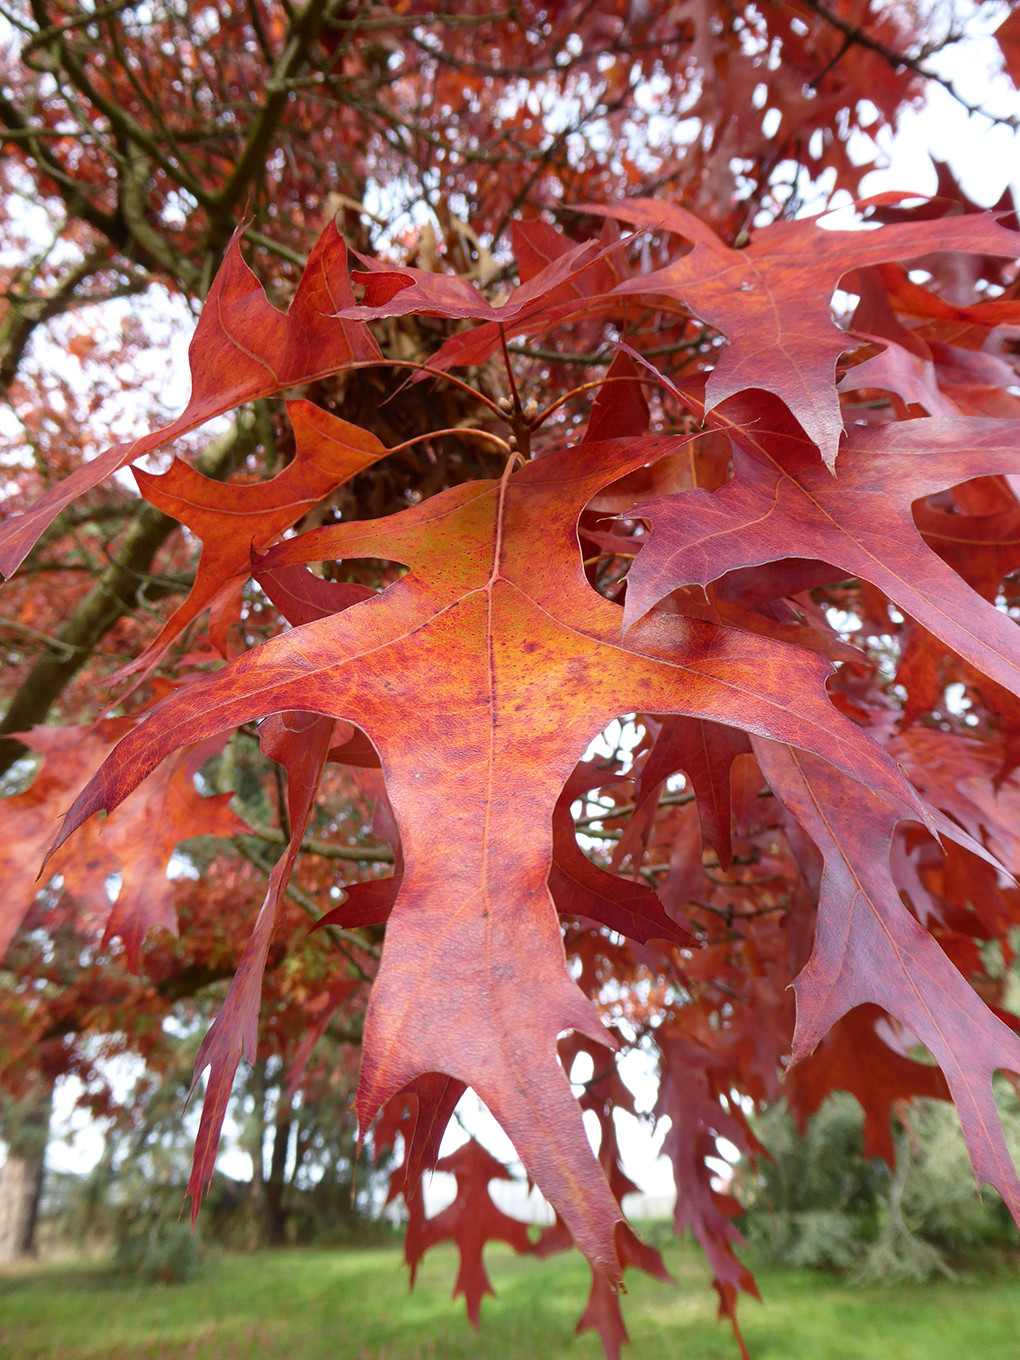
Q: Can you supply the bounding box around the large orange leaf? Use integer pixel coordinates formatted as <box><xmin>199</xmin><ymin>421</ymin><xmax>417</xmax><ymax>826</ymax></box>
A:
<box><xmin>50</xmin><ymin>433</ymin><xmax>926</xmax><ymax>1282</ymax></box>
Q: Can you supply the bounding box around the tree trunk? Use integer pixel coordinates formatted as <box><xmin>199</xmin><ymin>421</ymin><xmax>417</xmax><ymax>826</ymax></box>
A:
<box><xmin>262</xmin><ymin>1098</ymin><xmax>293</xmax><ymax>1248</ymax></box>
<box><xmin>0</xmin><ymin>1081</ymin><xmax>53</xmax><ymax>1263</ymax></box>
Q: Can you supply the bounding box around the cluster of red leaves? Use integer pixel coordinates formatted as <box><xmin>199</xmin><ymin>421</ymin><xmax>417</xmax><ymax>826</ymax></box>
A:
<box><xmin>4</xmin><ymin>153</ymin><xmax>1020</xmax><ymax>1355</ymax></box>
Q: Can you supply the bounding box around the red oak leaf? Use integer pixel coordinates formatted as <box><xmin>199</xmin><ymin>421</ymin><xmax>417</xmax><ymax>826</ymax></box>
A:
<box><xmin>590</xmin><ymin>199</ymin><xmax>1020</xmax><ymax>466</ymax></box>
<box><xmin>575</xmin><ymin>1224</ymin><xmax>674</xmax><ymax>1360</ymax></box>
<box><xmin>404</xmin><ymin>1138</ymin><xmax>534</xmax><ymax>1326</ymax></box>
<box><xmin>0</xmin><ymin>723</ymin><xmax>126</xmax><ymax>958</ymax></box>
<box><xmin>100</xmin><ymin>735</ymin><xmax>248</xmax><ymax>968</ymax></box>
<box><xmin>754</xmin><ymin>738</ymin><xmax>1020</xmax><ymax>1221</ymax></box>
<box><xmin>0</xmin><ymin>223</ymin><xmax>379</xmax><ymax>578</ymax></box>
<box><xmin>995</xmin><ymin>7</ymin><xmax>1020</xmax><ymax>86</ymax></box>
<box><xmin>623</xmin><ymin>403</ymin><xmax>1020</xmax><ymax>701</ymax></box>
<box><xmin>654</xmin><ymin>1027</ymin><xmax>760</xmax><ymax>1357</ymax></box>
<box><xmin>345</xmin><ymin>222</ymin><xmax>627</xmax><ymax>372</ymax></box>
<box><xmin>123</xmin><ymin>403</ymin><xmax>389</xmax><ymax>676</ymax></box>
<box><xmin>783</xmin><ymin>1005</ymin><xmax>950</xmax><ymax>1164</ymax></box>
<box><xmin>185</xmin><ymin>706</ymin><xmax>335</xmax><ymax>1218</ymax></box>
<box><xmin>50</xmin><ymin>434</ymin><xmax>926</xmax><ymax>1281</ymax></box>
<box><xmin>634</xmin><ymin>716</ymin><xmax>751</xmax><ymax>869</ymax></box>
<box><xmin>375</xmin><ymin>1074</ymin><xmax>468</xmax><ymax>1210</ymax></box>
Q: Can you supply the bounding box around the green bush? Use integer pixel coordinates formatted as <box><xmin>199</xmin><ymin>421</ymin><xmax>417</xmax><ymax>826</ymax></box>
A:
<box><xmin>739</xmin><ymin>1088</ymin><xmax>1020</xmax><ymax>1280</ymax></box>
<box><xmin>114</xmin><ymin>1219</ymin><xmax>202</xmax><ymax>1284</ymax></box>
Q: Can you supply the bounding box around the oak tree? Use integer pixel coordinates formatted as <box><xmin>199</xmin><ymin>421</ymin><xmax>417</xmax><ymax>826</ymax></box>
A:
<box><xmin>2</xmin><ymin>3</ymin><xmax>1020</xmax><ymax>1356</ymax></box>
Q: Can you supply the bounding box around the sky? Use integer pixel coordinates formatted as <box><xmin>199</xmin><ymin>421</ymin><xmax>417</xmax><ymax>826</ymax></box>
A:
<box><xmin>856</xmin><ymin>3</ymin><xmax>1018</xmax><ymax>207</ymax></box>
<box><xmin>27</xmin><ymin>8</ymin><xmax>1020</xmax><ymax>1221</ymax></box>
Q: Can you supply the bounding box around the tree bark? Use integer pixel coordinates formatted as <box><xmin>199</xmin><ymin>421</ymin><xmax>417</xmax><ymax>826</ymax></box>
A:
<box><xmin>263</xmin><ymin>1094</ymin><xmax>293</xmax><ymax>1248</ymax></box>
<box><xmin>0</xmin><ymin>1079</ymin><xmax>53</xmax><ymax>1263</ymax></box>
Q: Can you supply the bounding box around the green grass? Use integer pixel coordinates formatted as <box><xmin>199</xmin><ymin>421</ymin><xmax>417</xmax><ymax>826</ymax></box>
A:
<box><xmin>2</xmin><ymin>1239</ymin><xmax>1019</xmax><ymax>1360</ymax></box>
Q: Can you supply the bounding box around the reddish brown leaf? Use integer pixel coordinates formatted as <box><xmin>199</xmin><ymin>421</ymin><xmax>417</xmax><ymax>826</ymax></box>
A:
<box><xmin>754</xmin><ymin>738</ymin><xmax>1020</xmax><ymax>1219</ymax></box>
<box><xmin>623</xmin><ymin>405</ymin><xmax>1020</xmax><ymax>700</ymax></box>
<box><xmin>590</xmin><ymin>200</ymin><xmax>1020</xmax><ymax>466</ymax></box>
<box><xmin>654</xmin><ymin>1027</ymin><xmax>759</xmax><ymax>1352</ymax></box>
<box><xmin>0</xmin><ymin>224</ymin><xmax>379</xmax><ymax>578</ymax></box>
<box><xmin>404</xmin><ymin>1138</ymin><xmax>534</xmax><ymax>1325</ymax></box>
<box><xmin>186</xmin><ymin>707</ymin><xmax>335</xmax><ymax>1217</ymax></box>
<box><xmin>575</xmin><ymin>1224</ymin><xmax>674</xmax><ymax>1360</ymax></box>
<box><xmin>635</xmin><ymin>716</ymin><xmax>751</xmax><ymax>868</ymax></box>
<box><xmin>913</xmin><ymin>495</ymin><xmax>1020</xmax><ymax>603</ymax></box>
<box><xmin>255</xmin><ymin>560</ymin><xmax>375</xmax><ymax>628</ymax></box>
<box><xmin>100</xmin><ymin>736</ymin><xmax>248</xmax><ymax>968</ymax></box>
<box><xmin>284</xmin><ymin>976</ymin><xmax>363</xmax><ymax>1103</ymax></box>
<box><xmin>0</xmin><ymin>723</ymin><xmax>125</xmax><ymax>958</ymax></box>
<box><xmin>0</xmin><ymin>725</ymin><xmax>244</xmax><ymax>968</ymax></box>
<box><xmin>549</xmin><ymin>779</ymin><xmax>690</xmax><ymax>947</ymax></box>
<box><xmin>783</xmin><ymin>1005</ymin><xmax>950</xmax><ymax>1164</ymax></box>
<box><xmin>375</xmin><ymin>1075</ymin><xmax>467</xmax><ymax>1208</ymax></box>
<box><xmin>584</xmin><ymin>350</ymin><xmax>651</xmax><ymax>443</ymax></box>
<box><xmin>347</xmin><ymin>223</ymin><xmax>627</xmax><ymax>372</ymax></box>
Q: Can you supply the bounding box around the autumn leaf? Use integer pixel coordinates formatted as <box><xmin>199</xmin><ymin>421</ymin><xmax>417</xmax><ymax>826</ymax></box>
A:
<box><xmin>0</xmin><ymin>723</ymin><xmax>125</xmax><ymax>959</ymax></box>
<box><xmin>100</xmin><ymin>736</ymin><xmax>248</xmax><ymax>969</ymax></box>
<box><xmin>783</xmin><ymin>1005</ymin><xmax>950</xmax><ymax>1164</ymax></box>
<box><xmin>374</xmin><ymin>1074</ymin><xmax>467</xmax><ymax>1210</ymax></box>
<box><xmin>49</xmin><ymin>430</ymin><xmax>924</xmax><ymax>1281</ymax></box>
<box><xmin>633</xmin><ymin>716</ymin><xmax>751</xmax><ymax>869</ymax></box>
<box><xmin>654</xmin><ymin>1026</ymin><xmax>760</xmax><ymax>1355</ymax></box>
<box><xmin>345</xmin><ymin>221</ymin><xmax>628</xmax><ymax>372</ymax></box>
<box><xmin>123</xmin><ymin>402</ymin><xmax>389</xmax><ymax>677</ymax></box>
<box><xmin>7</xmin><ymin>9</ymin><xmax>1020</xmax><ymax>1354</ymax></box>
<box><xmin>549</xmin><ymin>761</ymin><xmax>691</xmax><ymax>947</ymax></box>
<box><xmin>404</xmin><ymin>1138</ymin><xmax>534</xmax><ymax>1326</ymax></box>
<box><xmin>754</xmin><ymin>738</ymin><xmax>1020</xmax><ymax>1219</ymax></box>
<box><xmin>0</xmin><ymin>725</ymin><xmax>244</xmax><ymax>968</ymax></box>
<box><xmin>0</xmin><ymin>223</ymin><xmax>379</xmax><ymax>579</ymax></box>
<box><xmin>574</xmin><ymin>1224</ymin><xmax>674</xmax><ymax>1360</ymax></box>
<box><xmin>994</xmin><ymin>7</ymin><xmax>1020</xmax><ymax>86</ymax></box>
<box><xmin>588</xmin><ymin>200</ymin><xmax>1020</xmax><ymax>466</ymax></box>
<box><xmin>623</xmin><ymin>401</ymin><xmax>1020</xmax><ymax>700</ymax></box>
<box><xmin>186</xmin><ymin>706</ymin><xmax>335</xmax><ymax>1217</ymax></box>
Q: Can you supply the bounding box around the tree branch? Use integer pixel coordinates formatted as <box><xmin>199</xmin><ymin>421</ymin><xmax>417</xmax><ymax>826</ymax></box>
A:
<box><xmin>796</xmin><ymin>0</ymin><xmax>1019</xmax><ymax>130</ymax></box>
<box><xmin>205</xmin><ymin>0</ymin><xmax>331</xmax><ymax>245</ymax></box>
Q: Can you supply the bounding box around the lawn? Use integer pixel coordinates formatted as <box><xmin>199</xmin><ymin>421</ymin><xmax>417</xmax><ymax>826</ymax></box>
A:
<box><xmin>2</xmin><ymin>1237</ymin><xmax>1018</xmax><ymax>1360</ymax></box>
